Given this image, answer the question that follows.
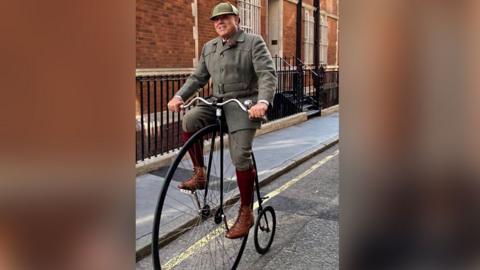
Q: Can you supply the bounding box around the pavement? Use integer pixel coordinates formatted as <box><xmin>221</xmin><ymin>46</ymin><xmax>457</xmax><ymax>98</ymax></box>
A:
<box><xmin>135</xmin><ymin>111</ymin><xmax>339</xmax><ymax>259</ymax></box>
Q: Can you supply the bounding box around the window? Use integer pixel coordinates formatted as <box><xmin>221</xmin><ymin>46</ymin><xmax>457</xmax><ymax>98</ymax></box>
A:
<box><xmin>303</xmin><ymin>9</ymin><xmax>314</xmax><ymax>65</ymax></box>
<box><xmin>319</xmin><ymin>14</ymin><xmax>328</xmax><ymax>65</ymax></box>
<box><xmin>237</xmin><ymin>0</ymin><xmax>261</xmax><ymax>35</ymax></box>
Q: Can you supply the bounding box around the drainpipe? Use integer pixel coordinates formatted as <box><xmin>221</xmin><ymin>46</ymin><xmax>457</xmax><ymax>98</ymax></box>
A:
<box><xmin>313</xmin><ymin>0</ymin><xmax>320</xmax><ymax>107</ymax></box>
<box><xmin>295</xmin><ymin>0</ymin><xmax>303</xmax><ymax>110</ymax></box>
<box><xmin>295</xmin><ymin>0</ymin><xmax>302</xmax><ymax>64</ymax></box>
<box><xmin>313</xmin><ymin>0</ymin><xmax>319</xmax><ymax>70</ymax></box>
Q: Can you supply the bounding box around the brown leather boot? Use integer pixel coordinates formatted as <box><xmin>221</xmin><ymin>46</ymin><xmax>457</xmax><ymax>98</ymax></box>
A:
<box><xmin>177</xmin><ymin>167</ymin><xmax>206</xmax><ymax>191</ymax></box>
<box><xmin>225</xmin><ymin>205</ymin><xmax>254</xmax><ymax>239</ymax></box>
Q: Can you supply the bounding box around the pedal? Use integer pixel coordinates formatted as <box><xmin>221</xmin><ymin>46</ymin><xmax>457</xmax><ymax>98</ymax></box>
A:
<box><xmin>180</xmin><ymin>189</ymin><xmax>194</xmax><ymax>195</ymax></box>
<box><xmin>261</xmin><ymin>196</ymin><xmax>269</xmax><ymax>200</ymax></box>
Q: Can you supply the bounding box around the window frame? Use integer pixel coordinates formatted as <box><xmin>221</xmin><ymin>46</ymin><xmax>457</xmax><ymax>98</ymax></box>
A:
<box><xmin>319</xmin><ymin>13</ymin><xmax>328</xmax><ymax>65</ymax></box>
<box><xmin>237</xmin><ymin>0</ymin><xmax>262</xmax><ymax>35</ymax></box>
<box><xmin>303</xmin><ymin>9</ymin><xmax>314</xmax><ymax>65</ymax></box>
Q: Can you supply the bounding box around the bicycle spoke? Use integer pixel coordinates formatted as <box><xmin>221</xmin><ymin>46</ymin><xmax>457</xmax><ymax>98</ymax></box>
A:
<box><xmin>162</xmin><ymin>196</ymin><xmax>200</xmax><ymax>217</ymax></box>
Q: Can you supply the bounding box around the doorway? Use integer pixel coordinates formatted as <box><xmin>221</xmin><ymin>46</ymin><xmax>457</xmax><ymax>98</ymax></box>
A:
<box><xmin>267</xmin><ymin>0</ymin><xmax>283</xmax><ymax>58</ymax></box>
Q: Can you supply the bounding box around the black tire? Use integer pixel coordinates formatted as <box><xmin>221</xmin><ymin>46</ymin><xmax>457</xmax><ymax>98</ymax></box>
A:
<box><xmin>254</xmin><ymin>206</ymin><xmax>276</xmax><ymax>254</ymax></box>
<box><xmin>152</xmin><ymin>124</ymin><xmax>248</xmax><ymax>270</ymax></box>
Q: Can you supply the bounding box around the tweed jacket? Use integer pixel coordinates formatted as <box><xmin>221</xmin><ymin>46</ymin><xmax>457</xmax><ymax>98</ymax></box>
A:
<box><xmin>176</xmin><ymin>29</ymin><xmax>277</xmax><ymax>132</ymax></box>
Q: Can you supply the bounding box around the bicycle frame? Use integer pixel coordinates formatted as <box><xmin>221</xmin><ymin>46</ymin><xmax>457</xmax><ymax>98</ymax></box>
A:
<box><xmin>183</xmin><ymin>97</ymin><xmax>265</xmax><ymax>228</ymax></box>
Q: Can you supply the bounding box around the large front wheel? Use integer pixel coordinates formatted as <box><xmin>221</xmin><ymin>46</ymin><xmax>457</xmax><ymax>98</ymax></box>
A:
<box><xmin>152</xmin><ymin>124</ymin><xmax>248</xmax><ymax>270</ymax></box>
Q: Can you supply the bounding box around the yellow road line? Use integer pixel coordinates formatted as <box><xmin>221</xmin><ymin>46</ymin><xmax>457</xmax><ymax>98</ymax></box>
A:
<box><xmin>162</xmin><ymin>149</ymin><xmax>339</xmax><ymax>269</ymax></box>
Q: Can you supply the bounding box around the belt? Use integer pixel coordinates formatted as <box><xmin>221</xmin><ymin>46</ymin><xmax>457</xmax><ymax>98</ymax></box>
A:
<box><xmin>214</xmin><ymin>89</ymin><xmax>258</xmax><ymax>99</ymax></box>
<box><xmin>215</xmin><ymin>83</ymin><xmax>257</xmax><ymax>99</ymax></box>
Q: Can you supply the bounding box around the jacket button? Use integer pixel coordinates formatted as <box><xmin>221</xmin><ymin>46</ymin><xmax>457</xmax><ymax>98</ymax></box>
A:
<box><xmin>220</xmin><ymin>68</ymin><xmax>224</xmax><ymax>72</ymax></box>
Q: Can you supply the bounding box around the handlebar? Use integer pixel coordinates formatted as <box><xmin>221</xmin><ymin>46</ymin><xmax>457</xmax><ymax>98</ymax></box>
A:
<box><xmin>180</xmin><ymin>97</ymin><xmax>249</xmax><ymax>111</ymax></box>
<box><xmin>180</xmin><ymin>97</ymin><xmax>267</xmax><ymax>122</ymax></box>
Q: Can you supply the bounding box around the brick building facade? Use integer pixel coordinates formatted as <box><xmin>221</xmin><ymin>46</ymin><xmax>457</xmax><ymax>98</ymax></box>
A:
<box><xmin>136</xmin><ymin>0</ymin><xmax>339</xmax><ymax>74</ymax></box>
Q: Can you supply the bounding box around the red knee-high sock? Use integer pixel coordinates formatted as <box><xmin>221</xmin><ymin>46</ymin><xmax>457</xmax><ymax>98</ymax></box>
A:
<box><xmin>236</xmin><ymin>167</ymin><xmax>256</xmax><ymax>207</ymax></box>
<box><xmin>182</xmin><ymin>131</ymin><xmax>204</xmax><ymax>168</ymax></box>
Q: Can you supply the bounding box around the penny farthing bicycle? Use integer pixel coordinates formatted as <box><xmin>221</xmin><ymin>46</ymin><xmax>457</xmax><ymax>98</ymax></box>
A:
<box><xmin>152</xmin><ymin>97</ymin><xmax>276</xmax><ymax>270</ymax></box>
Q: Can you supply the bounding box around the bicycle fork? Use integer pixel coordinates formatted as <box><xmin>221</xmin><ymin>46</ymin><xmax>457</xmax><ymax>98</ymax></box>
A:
<box><xmin>217</xmin><ymin>108</ymin><xmax>230</xmax><ymax>230</ymax></box>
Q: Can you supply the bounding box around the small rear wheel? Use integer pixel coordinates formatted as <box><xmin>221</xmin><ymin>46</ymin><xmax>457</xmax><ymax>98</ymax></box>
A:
<box><xmin>253</xmin><ymin>206</ymin><xmax>276</xmax><ymax>254</ymax></box>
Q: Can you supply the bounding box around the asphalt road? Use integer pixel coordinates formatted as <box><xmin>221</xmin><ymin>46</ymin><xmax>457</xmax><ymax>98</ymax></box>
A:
<box><xmin>137</xmin><ymin>143</ymin><xmax>339</xmax><ymax>269</ymax></box>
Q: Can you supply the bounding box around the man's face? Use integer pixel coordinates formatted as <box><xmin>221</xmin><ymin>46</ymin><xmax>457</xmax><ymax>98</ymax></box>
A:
<box><xmin>213</xmin><ymin>15</ymin><xmax>238</xmax><ymax>39</ymax></box>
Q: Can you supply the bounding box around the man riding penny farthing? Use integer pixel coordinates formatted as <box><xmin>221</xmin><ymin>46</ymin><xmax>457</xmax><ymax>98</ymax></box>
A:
<box><xmin>153</xmin><ymin>2</ymin><xmax>277</xmax><ymax>269</ymax></box>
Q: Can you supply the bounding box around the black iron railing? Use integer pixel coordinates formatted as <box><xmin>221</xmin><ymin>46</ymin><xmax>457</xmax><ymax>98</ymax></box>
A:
<box><xmin>321</xmin><ymin>66</ymin><xmax>339</xmax><ymax>108</ymax></box>
<box><xmin>135</xmin><ymin>74</ymin><xmax>212</xmax><ymax>162</ymax></box>
<box><xmin>293</xmin><ymin>57</ymin><xmax>339</xmax><ymax>111</ymax></box>
<box><xmin>269</xmin><ymin>56</ymin><xmax>303</xmax><ymax>121</ymax></box>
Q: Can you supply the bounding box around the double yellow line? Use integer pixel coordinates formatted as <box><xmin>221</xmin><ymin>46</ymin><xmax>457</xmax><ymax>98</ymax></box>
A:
<box><xmin>163</xmin><ymin>149</ymin><xmax>339</xmax><ymax>269</ymax></box>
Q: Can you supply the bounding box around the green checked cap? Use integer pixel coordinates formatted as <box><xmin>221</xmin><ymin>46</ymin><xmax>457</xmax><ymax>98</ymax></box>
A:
<box><xmin>210</xmin><ymin>2</ymin><xmax>239</xmax><ymax>20</ymax></box>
